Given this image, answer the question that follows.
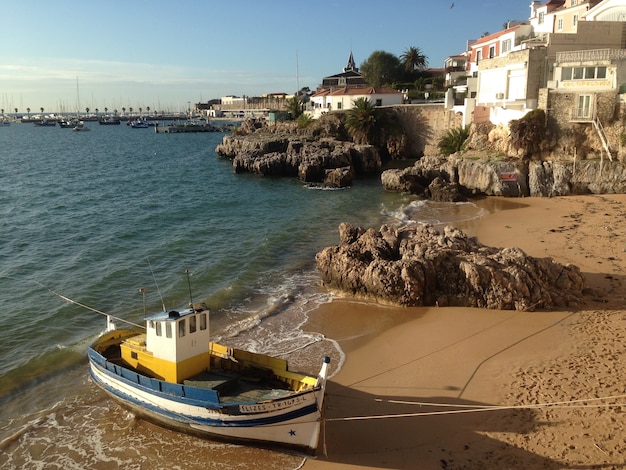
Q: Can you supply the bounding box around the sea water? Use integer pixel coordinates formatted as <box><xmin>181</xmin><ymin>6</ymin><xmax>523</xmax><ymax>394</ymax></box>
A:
<box><xmin>0</xmin><ymin>121</ymin><xmax>486</xmax><ymax>469</ymax></box>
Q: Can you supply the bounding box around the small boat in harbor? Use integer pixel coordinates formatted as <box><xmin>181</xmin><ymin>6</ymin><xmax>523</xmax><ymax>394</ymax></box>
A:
<box><xmin>129</xmin><ymin>118</ymin><xmax>151</xmax><ymax>128</ymax></box>
<box><xmin>98</xmin><ymin>116</ymin><xmax>121</xmax><ymax>125</ymax></box>
<box><xmin>59</xmin><ymin>118</ymin><xmax>79</xmax><ymax>128</ymax></box>
<box><xmin>72</xmin><ymin>121</ymin><xmax>90</xmax><ymax>132</ymax></box>
<box><xmin>60</xmin><ymin>275</ymin><xmax>330</xmax><ymax>452</ymax></box>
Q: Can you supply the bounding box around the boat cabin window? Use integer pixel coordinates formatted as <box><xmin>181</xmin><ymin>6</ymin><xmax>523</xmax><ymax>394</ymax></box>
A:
<box><xmin>166</xmin><ymin>322</ymin><xmax>172</xmax><ymax>338</ymax></box>
<box><xmin>149</xmin><ymin>320</ymin><xmax>155</xmax><ymax>329</ymax></box>
<box><xmin>199</xmin><ymin>313</ymin><xmax>207</xmax><ymax>331</ymax></box>
<box><xmin>189</xmin><ymin>315</ymin><xmax>197</xmax><ymax>334</ymax></box>
<box><xmin>156</xmin><ymin>322</ymin><xmax>162</xmax><ymax>337</ymax></box>
<box><xmin>178</xmin><ymin>318</ymin><xmax>186</xmax><ymax>337</ymax></box>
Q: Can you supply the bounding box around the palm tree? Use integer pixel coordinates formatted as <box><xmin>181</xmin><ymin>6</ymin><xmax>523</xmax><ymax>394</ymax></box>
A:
<box><xmin>286</xmin><ymin>96</ymin><xmax>303</xmax><ymax>119</ymax></box>
<box><xmin>40</xmin><ymin>107</ymin><xmax>44</xmax><ymax>115</ymax></box>
<box><xmin>400</xmin><ymin>46</ymin><xmax>427</xmax><ymax>73</ymax></box>
<box><xmin>345</xmin><ymin>97</ymin><xmax>379</xmax><ymax>145</ymax></box>
<box><xmin>122</xmin><ymin>107</ymin><xmax>126</xmax><ymax>115</ymax></box>
<box><xmin>14</xmin><ymin>108</ymin><xmax>18</xmax><ymax>115</ymax></box>
<box><xmin>27</xmin><ymin>107</ymin><xmax>30</xmax><ymax>116</ymax></box>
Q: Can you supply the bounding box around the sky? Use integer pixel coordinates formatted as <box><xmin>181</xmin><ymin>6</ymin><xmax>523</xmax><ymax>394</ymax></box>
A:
<box><xmin>0</xmin><ymin>0</ymin><xmax>532</xmax><ymax>114</ymax></box>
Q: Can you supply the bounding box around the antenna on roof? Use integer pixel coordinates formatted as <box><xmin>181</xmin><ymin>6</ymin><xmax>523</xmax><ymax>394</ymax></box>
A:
<box><xmin>296</xmin><ymin>50</ymin><xmax>300</xmax><ymax>92</ymax></box>
<box><xmin>185</xmin><ymin>268</ymin><xmax>194</xmax><ymax>308</ymax></box>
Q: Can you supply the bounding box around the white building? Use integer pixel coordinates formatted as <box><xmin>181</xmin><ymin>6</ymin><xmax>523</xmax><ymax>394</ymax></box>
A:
<box><xmin>309</xmin><ymin>87</ymin><xmax>404</xmax><ymax>118</ymax></box>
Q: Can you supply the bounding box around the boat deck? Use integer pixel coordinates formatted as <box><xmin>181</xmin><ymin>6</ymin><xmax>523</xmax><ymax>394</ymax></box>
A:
<box><xmin>100</xmin><ymin>345</ymin><xmax>293</xmax><ymax>403</ymax></box>
<box><xmin>184</xmin><ymin>369</ymin><xmax>293</xmax><ymax>403</ymax></box>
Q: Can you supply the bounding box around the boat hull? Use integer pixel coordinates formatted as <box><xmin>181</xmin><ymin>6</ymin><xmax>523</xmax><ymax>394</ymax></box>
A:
<box><xmin>88</xmin><ymin>348</ymin><xmax>325</xmax><ymax>452</ymax></box>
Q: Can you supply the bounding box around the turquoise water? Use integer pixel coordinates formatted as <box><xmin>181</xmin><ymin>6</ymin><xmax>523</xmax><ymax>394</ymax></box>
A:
<box><xmin>0</xmin><ymin>121</ymin><xmax>485</xmax><ymax>468</ymax></box>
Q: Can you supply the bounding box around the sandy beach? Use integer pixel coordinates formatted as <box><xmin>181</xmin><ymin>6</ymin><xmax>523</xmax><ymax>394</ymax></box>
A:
<box><xmin>304</xmin><ymin>194</ymin><xmax>626</xmax><ymax>469</ymax></box>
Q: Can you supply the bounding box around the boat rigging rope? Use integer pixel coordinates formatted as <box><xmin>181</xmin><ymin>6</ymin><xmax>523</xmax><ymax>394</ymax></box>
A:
<box><xmin>324</xmin><ymin>393</ymin><xmax>626</xmax><ymax>421</ymax></box>
<box><xmin>39</xmin><ymin>282</ymin><xmax>145</xmax><ymax>329</ymax></box>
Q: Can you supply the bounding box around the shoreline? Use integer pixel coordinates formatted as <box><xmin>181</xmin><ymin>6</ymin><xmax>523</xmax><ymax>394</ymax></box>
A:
<box><xmin>304</xmin><ymin>194</ymin><xmax>626</xmax><ymax>469</ymax></box>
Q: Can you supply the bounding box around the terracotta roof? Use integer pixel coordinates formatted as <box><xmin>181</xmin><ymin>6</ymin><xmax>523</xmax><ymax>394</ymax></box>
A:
<box><xmin>311</xmin><ymin>89</ymin><xmax>331</xmax><ymax>98</ymax></box>
<box><xmin>472</xmin><ymin>24</ymin><xmax>523</xmax><ymax>46</ymax></box>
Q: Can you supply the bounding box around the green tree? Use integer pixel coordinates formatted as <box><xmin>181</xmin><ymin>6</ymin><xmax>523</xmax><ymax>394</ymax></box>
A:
<box><xmin>360</xmin><ymin>50</ymin><xmax>401</xmax><ymax>87</ymax></box>
<box><xmin>345</xmin><ymin>97</ymin><xmax>379</xmax><ymax>144</ymax></box>
<box><xmin>400</xmin><ymin>46</ymin><xmax>428</xmax><ymax>74</ymax></box>
<box><xmin>286</xmin><ymin>96</ymin><xmax>303</xmax><ymax>119</ymax></box>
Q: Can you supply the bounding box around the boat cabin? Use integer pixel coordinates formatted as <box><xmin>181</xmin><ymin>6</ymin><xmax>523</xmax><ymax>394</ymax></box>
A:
<box><xmin>119</xmin><ymin>305</ymin><xmax>212</xmax><ymax>383</ymax></box>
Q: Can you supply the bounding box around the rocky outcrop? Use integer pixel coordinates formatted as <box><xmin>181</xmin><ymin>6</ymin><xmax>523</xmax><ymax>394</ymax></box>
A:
<box><xmin>216</xmin><ymin>133</ymin><xmax>381</xmax><ymax>187</ymax></box>
<box><xmin>529</xmin><ymin>160</ymin><xmax>626</xmax><ymax>196</ymax></box>
<box><xmin>316</xmin><ymin>223</ymin><xmax>585</xmax><ymax>311</ymax></box>
<box><xmin>382</xmin><ymin>156</ymin><xmax>626</xmax><ymax>197</ymax></box>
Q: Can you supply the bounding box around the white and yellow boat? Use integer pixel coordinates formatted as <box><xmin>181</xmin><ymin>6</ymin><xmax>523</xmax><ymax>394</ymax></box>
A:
<box><xmin>87</xmin><ymin>303</ymin><xmax>330</xmax><ymax>452</ymax></box>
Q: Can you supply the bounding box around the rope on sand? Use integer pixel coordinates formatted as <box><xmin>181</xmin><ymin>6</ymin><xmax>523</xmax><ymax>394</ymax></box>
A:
<box><xmin>324</xmin><ymin>393</ymin><xmax>626</xmax><ymax>421</ymax></box>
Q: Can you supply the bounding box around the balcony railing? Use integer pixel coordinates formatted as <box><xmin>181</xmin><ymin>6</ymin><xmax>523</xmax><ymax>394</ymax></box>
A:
<box><xmin>557</xmin><ymin>49</ymin><xmax>626</xmax><ymax>63</ymax></box>
<box><xmin>570</xmin><ymin>108</ymin><xmax>593</xmax><ymax>122</ymax></box>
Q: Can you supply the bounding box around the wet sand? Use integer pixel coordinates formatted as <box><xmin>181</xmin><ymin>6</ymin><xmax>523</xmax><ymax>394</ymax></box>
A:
<box><xmin>304</xmin><ymin>195</ymin><xmax>626</xmax><ymax>469</ymax></box>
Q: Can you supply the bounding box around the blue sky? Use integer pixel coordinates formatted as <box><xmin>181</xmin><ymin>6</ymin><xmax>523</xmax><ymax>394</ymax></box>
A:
<box><xmin>0</xmin><ymin>0</ymin><xmax>531</xmax><ymax>114</ymax></box>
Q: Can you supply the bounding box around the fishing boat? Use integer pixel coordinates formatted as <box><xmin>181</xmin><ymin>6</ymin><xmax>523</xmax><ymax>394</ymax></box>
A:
<box><xmin>78</xmin><ymin>278</ymin><xmax>330</xmax><ymax>452</ymax></box>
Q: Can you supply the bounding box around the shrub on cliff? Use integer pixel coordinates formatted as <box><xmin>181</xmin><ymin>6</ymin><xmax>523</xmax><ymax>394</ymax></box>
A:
<box><xmin>509</xmin><ymin>109</ymin><xmax>546</xmax><ymax>159</ymax></box>
<box><xmin>437</xmin><ymin>126</ymin><xmax>469</xmax><ymax>155</ymax></box>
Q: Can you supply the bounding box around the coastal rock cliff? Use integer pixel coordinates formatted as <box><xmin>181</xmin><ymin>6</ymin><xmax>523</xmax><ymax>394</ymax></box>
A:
<box><xmin>315</xmin><ymin>223</ymin><xmax>585</xmax><ymax>311</ymax></box>
<box><xmin>382</xmin><ymin>156</ymin><xmax>626</xmax><ymax>198</ymax></box>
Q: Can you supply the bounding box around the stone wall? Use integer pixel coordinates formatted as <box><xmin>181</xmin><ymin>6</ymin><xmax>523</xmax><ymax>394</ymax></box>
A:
<box><xmin>546</xmin><ymin>91</ymin><xmax>625</xmax><ymax>161</ymax></box>
<box><xmin>394</xmin><ymin>104</ymin><xmax>462</xmax><ymax>157</ymax></box>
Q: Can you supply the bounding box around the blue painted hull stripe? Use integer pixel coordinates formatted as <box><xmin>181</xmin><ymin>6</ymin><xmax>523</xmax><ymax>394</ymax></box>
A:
<box><xmin>89</xmin><ymin>361</ymin><xmax>320</xmax><ymax>428</ymax></box>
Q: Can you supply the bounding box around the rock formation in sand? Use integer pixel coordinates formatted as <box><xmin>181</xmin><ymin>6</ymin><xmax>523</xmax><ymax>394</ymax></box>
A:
<box><xmin>315</xmin><ymin>223</ymin><xmax>585</xmax><ymax>311</ymax></box>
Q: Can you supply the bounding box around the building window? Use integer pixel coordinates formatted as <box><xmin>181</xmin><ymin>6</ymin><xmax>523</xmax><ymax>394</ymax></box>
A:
<box><xmin>502</xmin><ymin>39</ymin><xmax>512</xmax><ymax>53</ymax></box>
<box><xmin>557</xmin><ymin>18</ymin><xmax>564</xmax><ymax>31</ymax></box>
<box><xmin>570</xmin><ymin>0</ymin><xmax>577</xmax><ymax>6</ymax></box>
<box><xmin>573</xmin><ymin>67</ymin><xmax>584</xmax><ymax>79</ymax></box>
<box><xmin>573</xmin><ymin>14</ymin><xmax>578</xmax><ymax>27</ymax></box>
<box><xmin>562</xmin><ymin>66</ymin><xmax>608</xmax><ymax>81</ymax></box>
<box><xmin>489</xmin><ymin>45</ymin><xmax>496</xmax><ymax>58</ymax></box>
<box><xmin>576</xmin><ymin>95</ymin><xmax>592</xmax><ymax>119</ymax></box>
<box><xmin>476</xmin><ymin>50</ymin><xmax>482</xmax><ymax>63</ymax></box>
<box><xmin>375</xmin><ymin>99</ymin><xmax>382</xmax><ymax>106</ymax></box>
<box><xmin>538</xmin><ymin>12</ymin><xmax>544</xmax><ymax>24</ymax></box>
<box><xmin>336</xmin><ymin>102</ymin><xmax>342</xmax><ymax>110</ymax></box>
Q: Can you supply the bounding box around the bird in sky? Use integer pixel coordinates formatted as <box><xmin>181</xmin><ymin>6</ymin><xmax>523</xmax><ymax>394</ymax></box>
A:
<box><xmin>450</xmin><ymin>2</ymin><xmax>455</xmax><ymax>8</ymax></box>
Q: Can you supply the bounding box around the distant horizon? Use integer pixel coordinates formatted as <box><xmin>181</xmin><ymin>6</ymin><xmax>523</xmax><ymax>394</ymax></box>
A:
<box><xmin>1</xmin><ymin>0</ymin><xmax>532</xmax><ymax>112</ymax></box>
